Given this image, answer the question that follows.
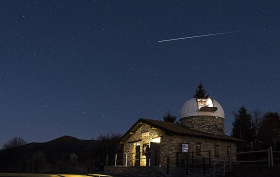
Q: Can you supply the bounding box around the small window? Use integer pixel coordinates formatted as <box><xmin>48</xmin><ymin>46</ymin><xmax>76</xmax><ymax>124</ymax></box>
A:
<box><xmin>196</xmin><ymin>143</ymin><xmax>201</xmax><ymax>156</ymax></box>
<box><xmin>227</xmin><ymin>146</ymin><xmax>231</xmax><ymax>157</ymax></box>
<box><xmin>214</xmin><ymin>145</ymin><xmax>219</xmax><ymax>158</ymax></box>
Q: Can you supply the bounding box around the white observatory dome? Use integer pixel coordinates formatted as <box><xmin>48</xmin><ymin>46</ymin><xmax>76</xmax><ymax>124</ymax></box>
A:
<box><xmin>179</xmin><ymin>98</ymin><xmax>225</xmax><ymax>119</ymax></box>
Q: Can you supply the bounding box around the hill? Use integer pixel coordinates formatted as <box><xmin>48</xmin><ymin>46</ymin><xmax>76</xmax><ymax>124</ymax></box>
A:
<box><xmin>21</xmin><ymin>136</ymin><xmax>96</xmax><ymax>158</ymax></box>
<box><xmin>0</xmin><ymin>135</ymin><xmax>121</xmax><ymax>173</ymax></box>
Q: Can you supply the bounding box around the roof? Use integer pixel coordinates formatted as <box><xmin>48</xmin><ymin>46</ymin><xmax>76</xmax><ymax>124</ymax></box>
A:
<box><xmin>120</xmin><ymin>118</ymin><xmax>242</xmax><ymax>143</ymax></box>
<box><xmin>180</xmin><ymin>98</ymin><xmax>225</xmax><ymax>119</ymax></box>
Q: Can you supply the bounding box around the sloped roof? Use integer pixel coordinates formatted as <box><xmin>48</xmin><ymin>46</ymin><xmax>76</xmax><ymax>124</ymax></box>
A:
<box><xmin>120</xmin><ymin>118</ymin><xmax>242</xmax><ymax>143</ymax></box>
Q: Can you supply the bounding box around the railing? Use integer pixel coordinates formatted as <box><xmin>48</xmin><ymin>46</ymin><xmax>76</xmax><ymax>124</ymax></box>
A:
<box><xmin>167</xmin><ymin>151</ymin><xmax>212</xmax><ymax>175</ymax></box>
<box><xmin>236</xmin><ymin>150</ymin><xmax>268</xmax><ymax>163</ymax></box>
<box><xmin>211</xmin><ymin>147</ymin><xmax>280</xmax><ymax>177</ymax></box>
<box><xmin>232</xmin><ymin>147</ymin><xmax>273</xmax><ymax>167</ymax></box>
<box><xmin>212</xmin><ymin>156</ymin><xmax>232</xmax><ymax>177</ymax></box>
<box><xmin>110</xmin><ymin>147</ymin><xmax>277</xmax><ymax>176</ymax></box>
<box><xmin>175</xmin><ymin>150</ymin><xmax>212</xmax><ymax>167</ymax></box>
<box><xmin>110</xmin><ymin>150</ymin><xmax>159</xmax><ymax>167</ymax></box>
<box><xmin>273</xmin><ymin>150</ymin><xmax>280</xmax><ymax>162</ymax></box>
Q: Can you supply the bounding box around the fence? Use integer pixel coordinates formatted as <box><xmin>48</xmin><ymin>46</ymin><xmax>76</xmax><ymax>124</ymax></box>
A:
<box><xmin>169</xmin><ymin>148</ymin><xmax>274</xmax><ymax>177</ymax></box>
<box><xmin>175</xmin><ymin>151</ymin><xmax>211</xmax><ymax>168</ymax></box>
<box><xmin>108</xmin><ymin>147</ymin><xmax>277</xmax><ymax>176</ymax></box>
<box><xmin>166</xmin><ymin>151</ymin><xmax>212</xmax><ymax>176</ymax></box>
<box><xmin>211</xmin><ymin>146</ymin><xmax>280</xmax><ymax>177</ymax></box>
<box><xmin>273</xmin><ymin>150</ymin><xmax>280</xmax><ymax>162</ymax></box>
<box><xmin>110</xmin><ymin>150</ymin><xmax>159</xmax><ymax>167</ymax></box>
<box><xmin>212</xmin><ymin>155</ymin><xmax>232</xmax><ymax>177</ymax></box>
<box><xmin>233</xmin><ymin>146</ymin><xmax>274</xmax><ymax>167</ymax></box>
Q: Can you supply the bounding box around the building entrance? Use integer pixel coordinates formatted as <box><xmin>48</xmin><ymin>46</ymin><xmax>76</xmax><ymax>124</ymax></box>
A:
<box><xmin>135</xmin><ymin>144</ymin><xmax>140</xmax><ymax>166</ymax></box>
<box><xmin>150</xmin><ymin>142</ymin><xmax>160</xmax><ymax>166</ymax></box>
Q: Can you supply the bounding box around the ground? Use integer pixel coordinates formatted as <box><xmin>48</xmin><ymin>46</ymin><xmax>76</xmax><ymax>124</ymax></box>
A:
<box><xmin>226</xmin><ymin>164</ymin><xmax>280</xmax><ymax>177</ymax></box>
<box><xmin>0</xmin><ymin>174</ymin><xmax>111</xmax><ymax>177</ymax></box>
<box><xmin>1</xmin><ymin>165</ymin><xmax>280</xmax><ymax>177</ymax></box>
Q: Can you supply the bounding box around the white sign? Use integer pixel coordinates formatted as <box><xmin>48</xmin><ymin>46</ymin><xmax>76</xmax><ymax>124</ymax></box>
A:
<box><xmin>182</xmin><ymin>143</ymin><xmax>189</xmax><ymax>153</ymax></box>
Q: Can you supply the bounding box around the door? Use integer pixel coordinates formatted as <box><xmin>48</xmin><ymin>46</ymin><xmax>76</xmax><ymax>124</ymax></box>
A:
<box><xmin>135</xmin><ymin>145</ymin><xmax>140</xmax><ymax>166</ymax></box>
<box><xmin>150</xmin><ymin>142</ymin><xmax>160</xmax><ymax>166</ymax></box>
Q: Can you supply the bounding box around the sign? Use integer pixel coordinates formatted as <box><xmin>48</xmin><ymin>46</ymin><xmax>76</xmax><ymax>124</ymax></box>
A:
<box><xmin>182</xmin><ymin>143</ymin><xmax>189</xmax><ymax>153</ymax></box>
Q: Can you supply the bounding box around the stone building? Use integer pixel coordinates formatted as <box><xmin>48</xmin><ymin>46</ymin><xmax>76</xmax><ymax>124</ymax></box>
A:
<box><xmin>119</xmin><ymin>97</ymin><xmax>242</xmax><ymax>168</ymax></box>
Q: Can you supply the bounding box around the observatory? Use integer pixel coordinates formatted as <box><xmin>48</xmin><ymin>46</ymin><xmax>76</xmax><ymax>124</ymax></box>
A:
<box><xmin>119</xmin><ymin>96</ymin><xmax>242</xmax><ymax>169</ymax></box>
<box><xmin>179</xmin><ymin>97</ymin><xmax>225</xmax><ymax>135</ymax></box>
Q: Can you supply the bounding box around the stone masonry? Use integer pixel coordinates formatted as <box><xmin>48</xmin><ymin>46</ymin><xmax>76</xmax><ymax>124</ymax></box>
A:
<box><xmin>123</xmin><ymin>123</ymin><xmax>164</xmax><ymax>166</ymax></box>
<box><xmin>123</xmin><ymin>122</ymin><xmax>236</xmax><ymax>168</ymax></box>
<box><xmin>180</xmin><ymin>116</ymin><xmax>225</xmax><ymax>135</ymax></box>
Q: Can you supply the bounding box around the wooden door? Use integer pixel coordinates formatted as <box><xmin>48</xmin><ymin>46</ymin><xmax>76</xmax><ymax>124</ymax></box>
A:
<box><xmin>135</xmin><ymin>145</ymin><xmax>140</xmax><ymax>166</ymax></box>
<box><xmin>150</xmin><ymin>142</ymin><xmax>160</xmax><ymax>166</ymax></box>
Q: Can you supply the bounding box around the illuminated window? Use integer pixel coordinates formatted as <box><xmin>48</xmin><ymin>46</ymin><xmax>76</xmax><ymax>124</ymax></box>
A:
<box><xmin>151</xmin><ymin>137</ymin><xmax>161</xmax><ymax>143</ymax></box>
<box><xmin>196</xmin><ymin>143</ymin><xmax>201</xmax><ymax>156</ymax></box>
<box><xmin>197</xmin><ymin>98</ymin><xmax>217</xmax><ymax>112</ymax></box>
<box><xmin>214</xmin><ymin>145</ymin><xmax>219</xmax><ymax>158</ymax></box>
<box><xmin>197</xmin><ymin>98</ymin><xmax>213</xmax><ymax>109</ymax></box>
<box><xmin>142</xmin><ymin>143</ymin><xmax>149</xmax><ymax>155</ymax></box>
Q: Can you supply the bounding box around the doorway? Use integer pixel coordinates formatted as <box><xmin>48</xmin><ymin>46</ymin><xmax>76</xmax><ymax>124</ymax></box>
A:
<box><xmin>135</xmin><ymin>144</ymin><xmax>140</xmax><ymax>166</ymax></box>
<box><xmin>150</xmin><ymin>142</ymin><xmax>160</xmax><ymax>166</ymax></box>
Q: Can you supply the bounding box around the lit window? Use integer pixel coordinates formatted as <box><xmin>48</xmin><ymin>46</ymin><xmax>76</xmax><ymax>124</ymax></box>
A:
<box><xmin>197</xmin><ymin>98</ymin><xmax>217</xmax><ymax>112</ymax></box>
<box><xmin>151</xmin><ymin>137</ymin><xmax>161</xmax><ymax>143</ymax></box>
<box><xmin>197</xmin><ymin>98</ymin><xmax>213</xmax><ymax>109</ymax></box>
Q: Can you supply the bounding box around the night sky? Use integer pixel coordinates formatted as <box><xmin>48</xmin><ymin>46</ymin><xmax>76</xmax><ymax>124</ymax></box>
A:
<box><xmin>1</xmin><ymin>1</ymin><xmax>280</xmax><ymax>145</ymax></box>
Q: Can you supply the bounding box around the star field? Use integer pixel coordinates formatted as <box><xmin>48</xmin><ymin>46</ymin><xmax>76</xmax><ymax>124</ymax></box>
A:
<box><xmin>0</xmin><ymin>1</ymin><xmax>280</xmax><ymax>145</ymax></box>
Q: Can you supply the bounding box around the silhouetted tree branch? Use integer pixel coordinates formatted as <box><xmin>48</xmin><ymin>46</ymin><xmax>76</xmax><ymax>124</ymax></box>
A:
<box><xmin>163</xmin><ymin>111</ymin><xmax>176</xmax><ymax>123</ymax></box>
<box><xmin>2</xmin><ymin>137</ymin><xmax>27</xmax><ymax>150</ymax></box>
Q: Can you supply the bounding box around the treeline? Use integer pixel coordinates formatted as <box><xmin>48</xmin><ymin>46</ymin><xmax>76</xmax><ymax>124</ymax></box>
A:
<box><xmin>0</xmin><ymin>133</ymin><xmax>122</xmax><ymax>173</ymax></box>
<box><xmin>231</xmin><ymin>107</ymin><xmax>280</xmax><ymax>151</ymax></box>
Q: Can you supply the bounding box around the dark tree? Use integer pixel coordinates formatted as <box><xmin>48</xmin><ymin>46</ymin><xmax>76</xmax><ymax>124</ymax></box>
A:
<box><xmin>231</xmin><ymin>107</ymin><xmax>254</xmax><ymax>142</ymax></box>
<box><xmin>163</xmin><ymin>111</ymin><xmax>176</xmax><ymax>123</ymax></box>
<box><xmin>251</xmin><ymin>110</ymin><xmax>263</xmax><ymax>149</ymax></box>
<box><xmin>0</xmin><ymin>137</ymin><xmax>28</xmax><ymax>172</ymax></box>
<box><xmin>259</xmin><ymin>112</ymin><xmax>280</xmax><ymax>143</ymax></box>
<box><xmin>193</xmin><ymin>83</ymin><xmax>209</xmax><ymax>98</ymax></box>
<box><xmin>96</xmin><ymin>133</ymin><xmax>122</xmax><ymax>166</ymax></box>
<box><xmin>31</xmin><ymin>151</ymin><xmax>50</xmax><ymax>172</ymax></box>
<box><xmin>2</xmin><ymin>137</ymin><xmax>27</xmax><ymax>149</ymax></box>
<box><xmin>252</xmin><ymin>110</ymin><xmax>262</xmax><ymax>139</ymax></box>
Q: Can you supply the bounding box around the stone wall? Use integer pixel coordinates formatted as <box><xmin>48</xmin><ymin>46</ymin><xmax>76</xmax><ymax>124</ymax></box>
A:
<box><xmin>123</xmin><ymin>122</ymin><xmax>236</xmax><ymax>168</ymax></box>
<box><xmin>123</xmin><ymin>123</ymin><xmax>164</xmax><ymax>166</ymax></box>
<box><xmin>160</xmin><ymin>134</ymin><xmax>236</xmax><ymax>168</ymax></box>
<box><xmin>180</xmin><ymin>116</ymin><xmax>224</xmax><ymax>135</ymax></box>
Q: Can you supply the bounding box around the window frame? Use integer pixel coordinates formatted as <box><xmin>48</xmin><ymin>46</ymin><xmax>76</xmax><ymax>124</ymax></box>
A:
<box><xmin>214</xmin><ymin>145</ymin><xmax>219</xmax><ymax>158</ymax></box>
<box><xmin>196</xmin><ymin>143</ymin><xmax>201</xmax><ymax>156</ymax></box>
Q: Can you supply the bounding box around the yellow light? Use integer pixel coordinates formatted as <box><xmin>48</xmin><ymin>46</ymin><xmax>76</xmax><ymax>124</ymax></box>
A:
<box><xmin>151</xmin><ymin>137</ymin><xmax>161</xmax><ymax>143</ymax></box>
